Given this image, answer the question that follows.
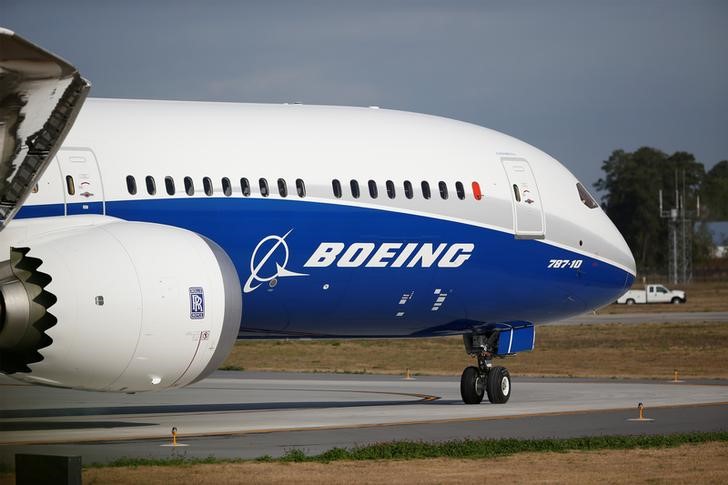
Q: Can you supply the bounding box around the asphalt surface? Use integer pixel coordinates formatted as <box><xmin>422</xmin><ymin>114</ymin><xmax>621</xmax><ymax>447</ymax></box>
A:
<box><xmin>550</xmin><ymin>311</ymin><xmax>728</xmax><ymax>325</ymax></box>
<box><xmin>1</xmin><ymin>371</ymin><xmax>726</xmax><ymax>466</ymax></box>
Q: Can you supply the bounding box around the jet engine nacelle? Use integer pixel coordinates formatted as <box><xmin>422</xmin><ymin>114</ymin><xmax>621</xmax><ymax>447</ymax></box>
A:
<box><xmin>0</xmin><ymin>221</ymin><xmax>242</xmax><ymax>392</ymax></box>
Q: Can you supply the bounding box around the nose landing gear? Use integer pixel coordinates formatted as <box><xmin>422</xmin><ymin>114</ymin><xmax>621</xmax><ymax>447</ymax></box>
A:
<box><xmin>460</xmin><ymin>353</ymin><xmax>511</xmax><ymax>404</ymax></box>
<box><xmin>460</xmin><ymin>334</ymin><xmax>512</xmax><ymax>404</ymax></box>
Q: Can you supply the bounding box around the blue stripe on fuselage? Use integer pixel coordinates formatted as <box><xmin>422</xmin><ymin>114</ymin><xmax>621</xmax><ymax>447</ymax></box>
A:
<box><xmin>16</xmin><ymin>198</ymin><xmax>633</xmax><ymax>337</ymax></box>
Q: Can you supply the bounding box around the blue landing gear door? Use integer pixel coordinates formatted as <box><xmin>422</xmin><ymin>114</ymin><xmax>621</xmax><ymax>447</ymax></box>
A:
<box><xmin>495</xmin><ymin>322</ymin><xmax>535</xmax><ymax>356</ymax></box>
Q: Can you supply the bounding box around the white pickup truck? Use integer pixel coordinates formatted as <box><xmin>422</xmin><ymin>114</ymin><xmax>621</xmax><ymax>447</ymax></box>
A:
<box><xmin>617</xmin><ymin>284</ymin><xmax>686</xmax><ymax>305</ymax></box>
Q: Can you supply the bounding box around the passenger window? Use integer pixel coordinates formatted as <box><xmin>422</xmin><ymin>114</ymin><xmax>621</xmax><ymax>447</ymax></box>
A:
<box><xmin>278</xmin><ymin>178</ymin><xmax>288</xmax><ymax>197</ymax></box>
<box><xmin>296</xmin><ymin>178</ymin><xmax>306</xmax><ymax>197</ymax></box>
<box><xmin>222</xmin><ymin>177</ymin><xmax>232</xmax><ymax>196</ymax></box>
<box><xmin>576</xmin><ymin>183</ymin><xmax>598</xmax><ymax>209</ymax></box>
<box><xmin>203</xmin><ymin>177</ymin><xmax>213</xmax><ymax>196</ymax></box>
<box><xmin>146</xmin><ymin>176</ymin><xmax>156</xmax><ymax>195</ymax></box>
<box><xmin>512</xmin><ymin>184</ymin><xmax>521</xmax><ymax>202</ymax></box>
<box><xmin>350</xmin><ymin>179</ymin><xmax>360</xmax><ymax>199</ymax></box>
<box><xmin>332</xmin><ymin>179</ymin><xmax>342</xmax><ymax>198</ymax></box>
<box><xmin>240</xmin><ymin>178</ymin><xmax>251</xmax><ymax>197</ymax></box>
<box><xmin>404</xmin><ymin>180</ymin><xmax>413</xmax><ymax>199</ymax></box>
<box><xmin>386</xmin><ymin>180</ymin><xmax>396</xmax><ymax>199</ymax></box>
<box><xmin>368</xmin><ymin>180</ymin><xmax>378</xmax><ymax>199</ymax></box>
<box><xmin>472</xmin><ymin>181</ymin><xmax>483</xmax><ymax>200</ymax></box>
<box><xmin>438</xmin><ymin>181</ymin><xmax>448</xmax><ymax>200</ymax></box>
<box><xmin>421</xmin><ymin>181</ymin><xmax>431</xmax><ymax>199</ymax></box>
<box><xmin>65</xmin><ymin>175</ymin><xmax>75</xmax><ymax>195</ymax></box>
<box><xmin>165</xmin><ymin>176</ymin><xmax>175</xmax><ymax>196</ymax></box>
<box><xmin>126</xmin><ymin>175</ymin><xmax>137</xmax><ymax>195</ymax></box>
<box><xmin>455</xmin><ymin>181</ymin><xmax>465</xmax><ymax>200</ymax></box>
<box><xmin>259</xmin><ymin>178</ymin><xmax>269</xmax><ymax>197</ymax></box>
<box><xmin>184</xmin><ymin>176</ymin><xmax>194</xmax><ymax>196</ymax></box>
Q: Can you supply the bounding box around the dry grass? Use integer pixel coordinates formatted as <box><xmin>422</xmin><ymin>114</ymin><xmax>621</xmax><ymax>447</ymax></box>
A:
<box><xmin>223</xmin><ymin>322</ymin><xmax>728</xmax><ymax>379</ymax></box>
<box><xmin>508</xmin><ymin>321</ymin><xmax>728</xmax><ymax>379</ymax></box>
<box><xmin>22</xmin><ymin>441</ymin><xmax>722</xmax><ymax>485</ymax></box>
<box><xmin>225</xmin><ymin>280</ymin><xmax>728</xmax><ymax>379</ymax></box>
<box><xmin>601</xmin><ymin>281</ymin><xmax>728</xmax><ymax>313</ymax></box>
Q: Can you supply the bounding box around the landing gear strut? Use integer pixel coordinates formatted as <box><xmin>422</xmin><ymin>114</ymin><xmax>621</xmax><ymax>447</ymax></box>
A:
<box><xmin>460</xmin><ymin>334</ymin><xmax>512</xmax><ymax>405</ymax></box>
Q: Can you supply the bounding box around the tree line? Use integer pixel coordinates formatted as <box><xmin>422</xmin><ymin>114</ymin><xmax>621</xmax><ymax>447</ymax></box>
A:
<box><xmin>594</xmin><ymin>147</ymin><xmax>728</xmax><ymax>275</ymax></box>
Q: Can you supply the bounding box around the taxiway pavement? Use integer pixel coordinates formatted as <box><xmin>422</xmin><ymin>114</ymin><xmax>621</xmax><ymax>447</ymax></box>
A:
<box><xmin>1</xmin><ymin>371</ymin><xmax>726</xmax><ymax>465</ymax></box>
<box><xmin>552</xmin><ymin>311</ymin><xmax>728</xmax><ymax>325</ymax></box>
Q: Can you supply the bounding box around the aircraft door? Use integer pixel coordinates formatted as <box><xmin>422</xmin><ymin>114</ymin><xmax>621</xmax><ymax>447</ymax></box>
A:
<box><xmin>56</xmin><ymin>148</ymin><xmax>105</xmax><ymax>215</ymax></box>
<box><xmin>501</xmin><ymin>158</ymin><xmax>544</xmax><ymax>239</ymax></box>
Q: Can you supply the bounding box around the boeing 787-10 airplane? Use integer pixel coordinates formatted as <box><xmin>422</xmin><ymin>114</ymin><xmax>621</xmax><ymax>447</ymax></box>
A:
<box><xmin>0</xmin><ymin>29</ymin><xmax>635</xmax><ymax>404</ymax></box>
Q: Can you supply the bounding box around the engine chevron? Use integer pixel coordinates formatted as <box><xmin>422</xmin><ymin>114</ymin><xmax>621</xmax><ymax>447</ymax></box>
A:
<box><xmin>0</xmin><ymin>247</ymin><xmax>57</xmax><ymax>373</ymax></box>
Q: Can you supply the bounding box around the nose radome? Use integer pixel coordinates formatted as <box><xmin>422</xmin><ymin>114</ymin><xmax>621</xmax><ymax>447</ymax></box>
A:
<box><xmin>619</xmin><ymin>231</ymin><xmax>637</xmax><ymax>276</ymax></box>
<box><xmin>606</xmin><ymin>213</ymin><xmax>637</xmax><ymax>276</ymax></box>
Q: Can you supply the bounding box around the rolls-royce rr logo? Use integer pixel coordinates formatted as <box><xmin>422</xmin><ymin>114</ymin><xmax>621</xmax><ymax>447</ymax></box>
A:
<box><xmin>189</xmin><ymin>287</ymin><xmax>205</xmax><ymax>319</ymax></box>
<box><xmin>244</xmin><ymin>229</ymin><xmax>308</xmax><ymax>293</ymax></box>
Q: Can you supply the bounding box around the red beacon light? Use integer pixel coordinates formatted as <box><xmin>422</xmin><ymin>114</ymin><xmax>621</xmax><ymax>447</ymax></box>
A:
<box><xmin>472</xmin><ymin>181</ymin><xmax>483</xmax><ymax>200</ymax></box>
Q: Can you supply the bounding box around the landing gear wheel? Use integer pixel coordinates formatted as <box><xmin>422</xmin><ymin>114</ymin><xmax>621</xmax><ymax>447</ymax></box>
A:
<box><xmin>486</xmin><ymin>366</ymin><xmax>511</xmax><ymax>404</ymax></box>
<box><xmin>460</xmin><ymin>366</ymin><xmax>485</xmax><ymax>404</ymax></box>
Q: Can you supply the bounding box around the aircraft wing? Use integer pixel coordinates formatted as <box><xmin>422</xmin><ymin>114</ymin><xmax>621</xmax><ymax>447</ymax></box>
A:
<box><xmin>0</xmin><ymin>28</ymin><xmax>90</xmax><ymax>230</ymax></box>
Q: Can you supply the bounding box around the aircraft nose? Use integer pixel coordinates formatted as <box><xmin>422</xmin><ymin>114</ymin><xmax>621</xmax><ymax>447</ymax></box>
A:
<box><xmin>606</xmin><ymin>214</ymin><xmax>636</xmax><ymax>277</ymax></box>
<box><xmin>619</xmin><ymin>231</ymin><xmax>637</xmax><ymax>276</ymax></box>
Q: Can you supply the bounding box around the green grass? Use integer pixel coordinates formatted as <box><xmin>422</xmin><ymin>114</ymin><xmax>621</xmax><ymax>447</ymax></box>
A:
<box><xmin>5</xmin><ymin>432</ymin><xmax>721</xmax><ymax>473</ymax></box>
<box><xmin>73</xmin><ymin>431</ymin><xmax>728</xmax><ymax>469</ymax></box>
<box><xmin>275</xmin><ymin>432</ymin><xmax>728</xmax><ymax>463</ymax></box>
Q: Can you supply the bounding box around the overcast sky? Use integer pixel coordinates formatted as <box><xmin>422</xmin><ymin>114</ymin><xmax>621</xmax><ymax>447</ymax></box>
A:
<box><xmin>5</xmin><ymin>0</ymin><xmax>727</xmax><ymax>189</ymax></box>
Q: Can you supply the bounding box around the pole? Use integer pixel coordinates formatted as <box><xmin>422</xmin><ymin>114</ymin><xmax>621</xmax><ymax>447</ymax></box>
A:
<box><xmin>680</xmin><ymin>193</ymin><xmax>684</xmax><ymax>283</ymax></box>
<box><xmin>673</xmin><ymin>225</ymin><xmax>678</xmax><ymax>285</ymax></box>
<box><xmin>659</xmin><ymin>189</ymin><xmax>663</xmax><ymax>214</ymax></box>
<box><xmin>674</xmin><ymin>170</ymin><xmax>679</xmax><ymax>284</ymax></box>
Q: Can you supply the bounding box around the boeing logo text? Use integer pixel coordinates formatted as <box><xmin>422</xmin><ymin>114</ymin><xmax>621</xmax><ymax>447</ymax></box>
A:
<box><xmin>304</xmin><ymin>242</ymin><xmax>475</xmax><ymax>268</ymax></box>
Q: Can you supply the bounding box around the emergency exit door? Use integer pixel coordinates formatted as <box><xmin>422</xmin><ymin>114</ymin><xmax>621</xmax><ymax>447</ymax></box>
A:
<box><xmin>56</xmin><ymin>148</ymin><xmax>105</xmax><ymax>215</ymax></box>
<box><xmin>501</xmin><ymin>158</ymin><xmax>545</xmax><ymax>239</ymax></box>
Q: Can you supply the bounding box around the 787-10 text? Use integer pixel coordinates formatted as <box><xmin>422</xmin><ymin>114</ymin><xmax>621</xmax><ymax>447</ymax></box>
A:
<box><xmin>547</xmin><ymin>259</ymin><xmax>582</xmax><ymax>269</ymax></box>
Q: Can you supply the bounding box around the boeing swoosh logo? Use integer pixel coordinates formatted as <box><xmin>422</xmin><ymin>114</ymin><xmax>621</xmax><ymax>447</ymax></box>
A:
<box><xmin>244</xmin><ymin>229</ymin><xmax>308</xmax><ymax>293</ymax></box>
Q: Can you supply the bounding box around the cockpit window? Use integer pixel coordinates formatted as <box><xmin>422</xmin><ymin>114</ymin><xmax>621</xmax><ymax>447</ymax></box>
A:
<box><xmin>576</xmin><ymin>183</ymin><xmax>598</xmax><ymax>209</ymax></box>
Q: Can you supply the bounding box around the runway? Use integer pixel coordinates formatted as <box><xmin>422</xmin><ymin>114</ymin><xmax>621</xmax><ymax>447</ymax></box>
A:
<box><xmin>552</xmin><ymin>311</ymin><xmax>728</xmax><ymax>325</ymax></box>
<box><xmin>1</xmin><ymin>371</ymin><xmax>727</xmax><ymax>465</ymax></box>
